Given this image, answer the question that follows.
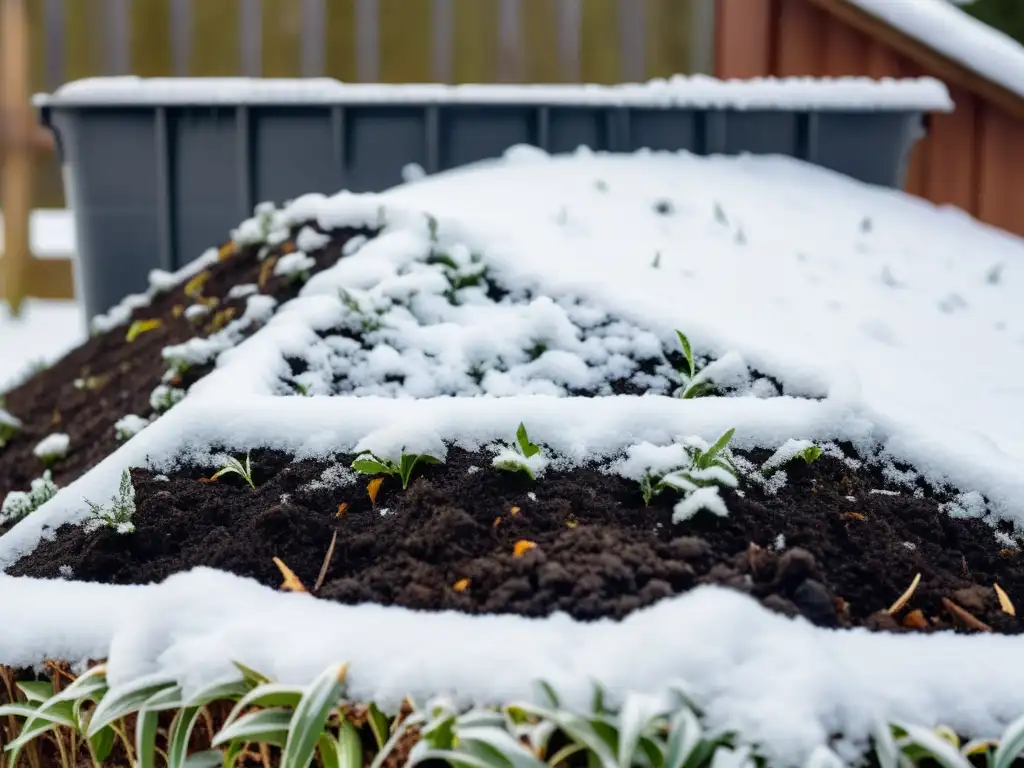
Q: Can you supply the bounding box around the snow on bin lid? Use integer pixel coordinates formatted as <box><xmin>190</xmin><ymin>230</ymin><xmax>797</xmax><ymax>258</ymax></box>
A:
<box><xmin>34</xmin><ymin>74</ymin><xmax>953</xmax><ymax>112</ymax></box>
<box><xmin>847</xmin><ymin>0</ymin><xmax>1024</xmax><ymax>100</ymax></box>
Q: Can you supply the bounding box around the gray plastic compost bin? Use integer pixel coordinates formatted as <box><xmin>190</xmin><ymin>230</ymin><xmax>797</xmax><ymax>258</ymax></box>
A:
<box><xmin>37</xmin><ymin>81</ymin><xmax>929</xmax><ymax>321</ymax></box>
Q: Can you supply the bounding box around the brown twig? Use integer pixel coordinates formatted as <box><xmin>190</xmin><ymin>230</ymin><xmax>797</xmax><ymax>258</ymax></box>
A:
<box><xmin>313</xmin><ymin>531</ymin><xmax>338</xmax><ymax>594</ymax></box>
<box><xmin>942</xmin><ymin>597</ymin><xmax>993</xmax><ymax>632</ymax></box>
<box><xmin>887</xmin><ymin>572</ymin><xmax>921</xmax><ymax>615</ymax></box>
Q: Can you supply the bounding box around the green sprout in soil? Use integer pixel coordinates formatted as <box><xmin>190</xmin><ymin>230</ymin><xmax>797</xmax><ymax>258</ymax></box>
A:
<box><xmin>208</xmin><ymin>453</ymin><xmax>256</xmax><ymax>489</ymax></box>
<box><xmin>493</xmin><ymin>423</ymin><xmax>544</xmax><ymax>480</ymax></box>
<box><xmin>674</xmin><ymin>330</ymin><xmax>716</xmax><ymax>399</ymax></box>
<box><xmin>338</xmin><ymin>288</ymin><xmax>382</xmax><ymax>333</ymax></box>
<box><xmin>0</xmin><ymin>471</ymin><xmax>58</xmax><ymax>526</ymax></box>
<box><xmin>83</xmin><ymin>469</ymin><xmax>136</xmax><ymax>535</ymax></box>
<box><xmin>149</xmin><ymin>384</ymin><xmax>186</xmax><ymax>414</ymax></box>
<box><xmin>33</xmin><ymin>433</ymin><xmax>69</xmax><ymax>469</ymax></box>
<box><xmin>640</xmin><ymin>429</ymin><xmax>738</xmax><ymax>515</ymax></box>
<box><xmin>125</xmin><ymin>318</ymin><xmax>162</xmax><ymax>343</ymax></box>
<box><xmin>802</xmin><ymin>445</ymin><xmax>823</xmax><ymax>464</ymax></box>
<box><xmin>0</xmin><ymin>403</ymin><xmax>20</xmax><ymax>449</ymax></box>
<box><xmin>351</xmin><ymin>451</ymin><xmax>440</xmax><ymax>490</ymax></box>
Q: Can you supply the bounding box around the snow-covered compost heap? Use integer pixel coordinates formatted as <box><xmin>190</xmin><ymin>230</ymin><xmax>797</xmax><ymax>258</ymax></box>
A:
<box><xmin>2</xmin><ymin>148</ymin><xmax>1024</xmax><ymax>765</ymax></box>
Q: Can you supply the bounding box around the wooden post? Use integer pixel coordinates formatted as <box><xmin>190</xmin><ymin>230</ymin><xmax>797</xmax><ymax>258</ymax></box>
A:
<box><xmin>1</xmin><ymin>0</ymin><xmax>34</xmax><ymax>315</ymax></box>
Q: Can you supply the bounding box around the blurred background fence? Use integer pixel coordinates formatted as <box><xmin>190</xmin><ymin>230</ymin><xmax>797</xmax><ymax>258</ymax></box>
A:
<box><xmin>3</xmin><ymin>0</ymin><xmax>713</xmax><ymax>210</ymax></box>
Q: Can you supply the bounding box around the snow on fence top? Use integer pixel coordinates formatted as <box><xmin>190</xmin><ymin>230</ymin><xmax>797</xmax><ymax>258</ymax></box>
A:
<box><xmin>35</xmin><ymin>74</ymin><xmax>954</xmax><ymax>111</ymax></box>
<box><xmin>848</xmin><ymin>0</ymin><xmax>1024</xmax><ymax>100</ymax></box>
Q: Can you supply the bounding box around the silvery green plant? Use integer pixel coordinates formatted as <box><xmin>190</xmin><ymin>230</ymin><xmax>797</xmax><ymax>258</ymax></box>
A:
<box><xmin>149</xmin><ymin>384</ymin><xmax>186</xmax><ymax>414</ymax></box>
<box><xmin>352</xmin><ymin>451</ymin><xmax>441</xmax><ymax>490</ymax></box>
<box><xmin>0</xmin><ymin>470</ymin><xmax>58</xmax><ymax>525</ymax></box>
<box><xmin>114</xmin><ymin>414</ymin><xmax>150</xmax><ymax>443</ymax></box>
<box><xmin>209</xmin><ymin>453</ymin><xmax>256</xmax><ymax>489</ymax></box>
<box><xmin>492</xmin><ymin>423</ymin><xmax>545</xmax><ymax>480</ymax></box>
<box><xmin>640</xmin><ymin>429</ymin><xmax>738</xmax><ymax>516</ymax></box>
<box><xmin>83</xmin><ymin>469</ymin><xmax>137</xmax><ymax>535</ymax></box>
<box><xmin>34</xmin><ymin>433</ymin><xmax>70</xmax><ymax>469</ymax></box>
<box><xmin>0</xmin><ymin>405</ymin><xmax>20</xmax><ymax>448</ymax></box>
<box><xmin>673</xmin><ymin>331</ymin><xmax>716</xmax><ymax>399</ymax></box>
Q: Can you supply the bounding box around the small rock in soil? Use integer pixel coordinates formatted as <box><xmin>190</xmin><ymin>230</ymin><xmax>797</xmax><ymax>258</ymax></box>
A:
<box><xmin>952</xmin><ymin>584</ymin><xmax>990</xmax><ymax>614</ymax></box>
<box><xmin>792</xmin><ymin>579</ymin><xmax>838</xmax><ymax>626</ymax></box>
<box><xmin>774</xmin><ymin>548</ymin><xmax>818</xmax><ymax>589</ymax></box>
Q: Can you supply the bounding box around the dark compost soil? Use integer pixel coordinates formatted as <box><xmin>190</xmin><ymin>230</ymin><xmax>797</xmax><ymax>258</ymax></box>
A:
<box><xmin>0</xmin><ymin>226</ymin><xmax>373</xmax><ymax>522</ymax></box>
<box><xmin>11</xmin><ymin>446</ymin><xmax>1023</xmax><ymax>634</ymax></box>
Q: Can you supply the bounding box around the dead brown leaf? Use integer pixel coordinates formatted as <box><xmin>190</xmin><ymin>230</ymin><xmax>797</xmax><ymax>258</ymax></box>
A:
<box><xmin>218</xmin><ymin>242</ymin><xmax>236</xmax><ymax>261</ymax></box>
<box><xmin>184</xmin><ymin>271</ymin><xmax>210</xmax><ymax>299</ymax></box>
<box><xmin>367</xmin><ymin>477</ymin><xmax>384</xmax><ymax>505</ymax></box>
<box><xmin>172</xmin><ymin>304</ymin><xmax>184</xmax><ymax>318</ymax></box>
<box><xmin>994</xmin><ymin>583</ymin><xmax>1016</xmax><ymax>616</ymax></box>
<box><xmin>941</xmin><ymin>597</ymin><xmax>992</xmax><ymax>632</ymax></box>
<box><xmin>509</xmin><ymin>506</ymin><xmax>520</xmax><ymax>516</ymax></box>
<box><xmin>493</xmin><ymin>516</ymin><xmax>502</xmax><ymax>528</ymax></box>
<box><xmin>841</xmin><ymin>511</ymin><xmax>867</xmax><ymax>522</ymax></box>
<box><xmin>513</xmin><ymin>540</ymin><xmax>537</xmax><ymax>557</ymax></box>
<box><xmin>886</xmin><ymin>572</ymin><xmax>921</xmax><ymax>615</ymax></box>
<box><xmin>273</xmin><ymin>557</ymin><xmax>308</xmax><ymax>593</ymax></box>
<box><xmin>902</xmin><ymin>609</ymin><xmax>929</xmax><ymax>630</ymax></box>
<box><xmin>453</xmin><ymin>578</ymin><xmax>470</xmax><ymax>592</ymax></box>
<box><xmin>313</xmin><ymin>531</ymin><xmax>338</xmax><ymax>593</ymax></box>
<box><xmin>336</xmin><ymin>502</ymin><xmax>349</xmax><ymax>517</ymax></box>
<box><xmin>258</xmin><ymin>257</ymin><xmax>277</xmax><ymax>289</ymax></box>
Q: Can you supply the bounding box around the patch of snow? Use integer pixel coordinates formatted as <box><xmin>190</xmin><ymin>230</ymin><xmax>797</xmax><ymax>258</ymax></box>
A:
<box><xmin>114</xmin><ymin>415</ymin><xmax>150</xmax><ymax>442</ymax></box>
<box><xmin>37</xmin><ymin>75</ymin><xmax>954</xmax><ymax>111</ymax></box>
<box><xmin>673</xmin><ymin>486</ymin><xmax>729</xmax><ymax>522</ymax></box>
<box><xmin>295</xmin><ymin>226</ymin><xmax>331</xmax><ymax>254</ymax></box>
<box><xmin>226</xmin><ymin>283</ymin><xmax>259</xmax><ymax>300</ymax></box>
<box><xmin>33</xmin><ymin>433</ymin><xmax>69</xmax><ymax>461</ymax></box>
<box><xmin>762</xmin><ymin>438</ymin><xmax>816</xmax><ymax>471</ymax></box>
<box><xmin>183</xmin><ymin>303</ymin><xmax>210</xmax><ymax>321</ymax></box>
<box><xmin>274</xmin><ymin>251</ymin><xmax>316</xmax><ymax>278</ymax></box>
<box><xmin>3</xmin><ymin>568</ymin><xmax>1024</xmax><ymax>766</ymax></box>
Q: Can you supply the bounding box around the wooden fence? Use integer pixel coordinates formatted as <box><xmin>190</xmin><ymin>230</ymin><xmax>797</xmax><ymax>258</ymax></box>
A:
<box><xmin>0</xmin><ymin>0</ymin><xmax>710</xmax><ymax>312</ymax></box>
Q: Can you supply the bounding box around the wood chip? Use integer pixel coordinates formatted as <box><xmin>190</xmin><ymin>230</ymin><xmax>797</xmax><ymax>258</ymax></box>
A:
<box><xmin>886</xmin><ymin>572</ymin><xmax>921</xmax><ymax>615</ymax></box>
<box><xmin>273</xmin><ymin>557</ymin><xmax>308</xmax><ymax>593</ymax></box>
<box><xmin>336</xmin><ymin>502</ymin><xmax>349</xmax><ymax>517</ymax></box>
<box><xmin>172</xmin><ymin>304</ymin><xmax>184</xmax><ymax>318</ymax></box>
<box><xmin>493</xmin><ymin>516</ymin><xmax>502</xmax><ymax>528</ymax></box>
<box><xmin>312</xmin><ymin>531</ymin><xmax>338</xmax><ymax>594</ymax></box>
<box><xmin>258</xmin><ymin>257</ymin><xmax>277</xmax><ymax>289</ymax></box>
<box><xmin>513</xmin><ymin>540</ymin><xmax>537</xmax><ymax>557</ymax></box>
<box><xmin>902</xmin><ymin>609</ymin><xmax>929</xmax><ymax>630</ymax></box>
<box><xmin>941</xmin><ymin>597</ymin><xmax>992</xmax><ymax>632</ymax></box>
<box><xmin>453</xmin><ymin>578</ymin><xmax>470</xmax><ymax>592</ymax></box>
<box><xmin>509</xmin><ymin>506</ymin><xmax>520</xmax><ymax>516</ymax></box>
<box><xmin>367</xmin><ymin>477</ymin><xmax>384</xmax><ymax>505</ymax></box>
<box><xmin>994</xmin><ymin>583</ymin><xmax>1016</xmax><ymax>616</ymax></box>
<box><xmin>841</xmin><ymin>511</ymin><xmax>867</xmax><ymax>522</ymax></box>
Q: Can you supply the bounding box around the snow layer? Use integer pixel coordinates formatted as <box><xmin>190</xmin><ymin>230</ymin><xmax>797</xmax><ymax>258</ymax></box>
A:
<box><xmin>36</xmin><ymin>75</ymin><xmax>953</xmax><ymax>111</ymax></box>
<box><xmin>3</xmin><ymin>567</ymin><xmax>1024</xmax><ymax>767</ymax></box>
<box><xmin>3</xmin><ymin>149</ymin><xmax>1024</xmax><ymax>765</ymax></box>
<box><xmin>848</xmin><ymin>0</ymin><xmax>1024</xmax><ymax>99</ymax></box>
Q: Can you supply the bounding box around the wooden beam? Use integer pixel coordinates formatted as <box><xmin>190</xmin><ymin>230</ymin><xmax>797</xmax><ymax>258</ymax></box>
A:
<box><xmin>0</xmin><ymin>256</ymin><xmax>75</xmax><ymax>301</ymax></box>
<box><xmin>1</xmin><ymin>0</ymin><xmax>33</xmax><ymax>315</ymax></box>
<box><xmin>806</xmin><ymin>0</ymin><xmax>1024</xmax><ymax>122</ymax></box>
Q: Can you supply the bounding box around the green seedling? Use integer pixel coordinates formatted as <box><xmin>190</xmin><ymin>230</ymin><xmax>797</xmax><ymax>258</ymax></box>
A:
<box><xmin>208</xmin><ymin>453</ymin><xmax>256</xmax><ymax>489</ymax></box>
<box><xmin>34</xmin><ymin>433</ymin><xmax>70</xmax><ymax>469</ymax></box>
<box><xmin>801</xmin><ymin>445</ymin><xmax>823</xmax><ymax>464</ymax></box>
<box><xmin>0</xmin><ymin>471</ymin><xmax>58</xmax><ymax>525</ymax></box>
<box><xmin>149</xmin><ymin>384</ymin><xmax>186</xmax><ymax>414</ymax></box>
<box><xmin>639</xmin><ymin>429</ymin><xmax>738</xmax><ymax>507</ymax></box>
<box><xmin>674</xmin><ymin>330</ymin><xmax>716</xmax><ymax>399</ymax></box>
<box><xmin>493</xmin><ymin>423</ymin><xmax>543</xmax><ymax>480</ymax></box>
<box><xmin>351</xmin><ymin>451</ymin><xmax>440</xmax><ymax>490</ymax></box>
<box><xmin>83</xmin><ymin>469</ymin><xmax>137</xmax><ymax>535</ymax></box>
<box><xmin>338</xmin><ymin>289</ymin><xmax>382</xmax><ymax>332</ymax></box>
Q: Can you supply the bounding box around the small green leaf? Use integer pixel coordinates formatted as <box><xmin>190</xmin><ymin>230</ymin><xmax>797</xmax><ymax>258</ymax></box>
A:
<box><xmin>368</xmin><ymin>702</ymin><xmax>391</xmax><ymax>750</ymax></box>
<box><xmin>337</xmin><ymin>719</ymin><xmax>363</xmax><ymax>768</ymax></box>
<box><xmin>16</xmin><ymin>681</ymin><xmax>53</xmax><ymax>703</ymax></box>
<box><xmin>319</xmin><ymin>733</ymin><xmax>342</xmax><ymax>768</ymax></box>
<box><xmin>516</xmin><ymin>423</ymin><xmax>540</xmax><ymax>458</ymax></box>
<box><xmin>802</xmin><ymin>445</ymin><xmax>823</xmax><ymax>464</ymax></box>
<box><xmin>211</xmin><ymin>708</ymin><xmax>292</xmax><ymax>748</ymax></box>
<box><xmin>167</xmin><ymin>706</ymin><xmax>204</xmax><ymax>768</ymax></box>
<box><xmin>706</xmin><ymin>429</ymin><xmax>736</xmax><ymax>460</ymax></box>
<box><xmin>676</xmin><ymin>331</ymin><xmax>695</xmax><ymax>380</ymax></box>
<box><xmin>221</xmin><ymin>682</ymin><xmax>305</xmax><ymax>732</ymax></box>
<box><xmin>88</xmin><ymin>724</ymin><xmax>116</xmax><ymax>762</ymax></box>
<box><xmin>281</xmin><ymin>663</ymin><xmax>349</xmax><ymax>768</ymax></box>
<box><xmin>352</xmin><ymin>456</ymin><xmax>393</xmax><ymax>476</ymax></box>
<box><xmin>87</xmin><ymin>677</ymin><xmax>177</xmax><ymax>737</ymax></box>
<box><xmin>493</xmin><ymin>456</ymin><xmax>534</xmax><ymax>481</ymax></box>
<box><xmin>182</xmin><ymin>750</ymin><xmax>222</xmax><ymax>768</ymax></box>
<box><xmin>135</xmin><ymin>709</ymin><xmax>161</xmax><ymax>768</ymax></box>
<box><xmin>231</xmin><ymin>661</ymin><xmax>271</xmax><ymax>688</ymax></box>
<box><xmin>995</xmin><ymin>713</ymin><xmax>1024</xmax><ymax>768</ymax></box>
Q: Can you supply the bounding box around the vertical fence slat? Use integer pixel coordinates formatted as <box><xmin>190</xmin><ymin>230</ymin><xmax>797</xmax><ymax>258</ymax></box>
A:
<box><xmin>555</xmin><ymin>0</ymin><xmax>581</xmax><ymax>81</ymax></box>
<box><xmin>131</xmin><ymin>0</ymin><xmax>172</xmax><ymax>77</ymax></box>
<box><xmin>690</xmin><ymin>0</ymin><xmax>714</xmax><ymax>74</ymax></box>
<box><xmin>263</xmin><ymin>0</ymin><xmax>302</xmax><ymax>76</ymax></box>
<box><xmin>520</xmin><ymin>0</ymin><xmax>559</xmax><ymax>83</ymax></box>
<box><xmin>453</xmin><ymin>0</ymin><xmax>498</xmax><ymax>83</ymax></box>
<box><xmin>617</xmin><ymin>0</ymin><xmax>645</xmax><ymax>82</ymax></box>
<box><xmin>355</xmin><ymin>0</ymin><xmax>379</xmax><ymax>81</ymax></box>
<box><xmin>239</xmin><ymin>0</ymin><xmax>262</xmax><ymax>76</ymax></box>
<box><xmin>170</xmin><ymin>0</ymin><xmax>190</xmax><ymax>75</ymax></box>
<box><xmin>42</xmin><ymin>0</ymin><xmax>64</xmax><ymax>89</ymax></box>
<box><xmin>580</xmin><ymin>0</ymin><xmax>620</xmax><ymax>83</ymax></box>
<box><xmin>432</xmin><ymin>0</ymin><xmax>454</xmax><ymax>82</ymax></box>
<box><xmin>190</xmin><ymin>0</ymin><xmax>239</xmax><ymax>76</ymax></box>
<box><xmin>104</xmin><ymin>0</ymin><xmax>130</xmax><ymax>74</ymax></box>
<box><xmin>324</xmin><ymin>0</ymin><xmax>357</xmax><ymax>81</ymax></box>
<box><xmin>645</xmin><ymin>0</ymin><xmax>694</xmax><ymax>80</ymax></box>
<box><xmin>496</xmin><ymin>0</ymin><xmax>522</xmax><ymax>82</ymax></box>
<box><xmin>379</xmin><ymin>0</ymin><xmax>430</xmax><ymax>81</ymax></box>
<box><xmin>301</xmin><ymin>0</ymin><xmax>325</xmax><ymax>77</ymax></box>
